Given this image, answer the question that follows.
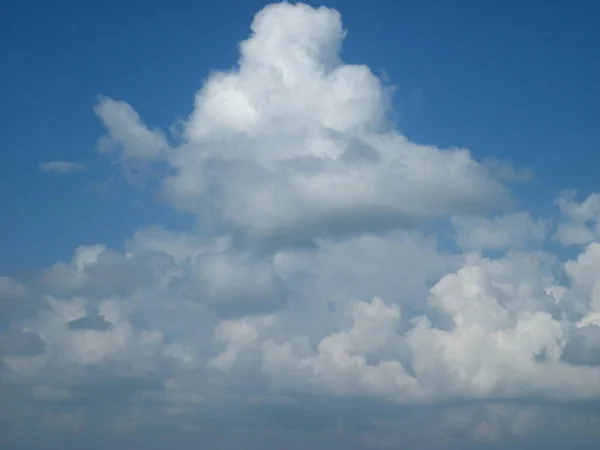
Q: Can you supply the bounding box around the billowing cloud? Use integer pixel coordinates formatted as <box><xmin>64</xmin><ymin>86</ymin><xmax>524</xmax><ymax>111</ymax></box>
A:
<box><xmin>3</xmin><ymin>2</ymin><xmax>600</xmax><ymax>449</ymax></box>
<box><xmin>96</xmin><ymin>3</ymin><xmax>510</xmax><ymax>246</ymax></box>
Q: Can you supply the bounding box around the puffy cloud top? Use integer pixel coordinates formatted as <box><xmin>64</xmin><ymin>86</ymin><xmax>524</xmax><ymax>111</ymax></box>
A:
<box><xmin>95</xmin><ymin>2</ymin><xmax>509</xmax><ymax>246</ymax></box>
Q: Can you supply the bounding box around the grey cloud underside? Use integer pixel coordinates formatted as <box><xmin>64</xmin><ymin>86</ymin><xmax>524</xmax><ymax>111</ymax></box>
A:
<box><xmin>3</xmin><ymin>226</ymin><xmax>600</xmax><ymax>446</ymax></box>
<box><xmin>2</xmin><ymin>2</ymin><xmax>600</xmax><ymax>448</ymax></box>
<box><xmin>561</xmin><ymin>326</ymin><xmax>600</xmax><ymax>367</ymax></box>
<box><xmin>0</xmin><ymin>330</ymin><xmax>46</xmax><ymax>356</ymax></box>
<box><xmin>68</xmin><ymin>313</ymin><xmax>112</xmax><ymax>331</ymax></box>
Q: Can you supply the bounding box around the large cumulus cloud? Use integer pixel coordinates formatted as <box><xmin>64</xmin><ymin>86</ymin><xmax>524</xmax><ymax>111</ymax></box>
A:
<box><xmin>3</xmin><ymin>3</ymin><xmax>600</xmax><ymax>449</ymax></box>
<box><xmin>96</xmin><ymin>3</ymin><xmax>509</xmax><ymax>247</ymax></box>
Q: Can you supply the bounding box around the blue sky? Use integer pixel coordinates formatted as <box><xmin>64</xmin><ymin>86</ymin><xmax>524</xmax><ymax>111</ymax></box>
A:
<box><xmin>2</xmin><ymin>0</ymin><xmax>599</xmax><ymax>272</ymax></box>
<box><xmin>2</xmin><ymin>1</ymin><xmax>600</xmax><ymax>449</ymax></box>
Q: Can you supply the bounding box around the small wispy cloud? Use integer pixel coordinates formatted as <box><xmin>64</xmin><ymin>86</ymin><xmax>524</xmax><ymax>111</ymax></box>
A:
<box><xmin>483</xmin><ymin>157</ymin><xmax>535</xmax><ymax>182</ymax></box>
<box><xmin>39</xmin><ymin>160</ymin><xmax>86</xmax><ymax>175</ymax></box>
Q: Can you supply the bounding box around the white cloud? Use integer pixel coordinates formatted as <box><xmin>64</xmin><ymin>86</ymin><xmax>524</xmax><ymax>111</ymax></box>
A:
<box><xmin>2</xmin><ymin>2</ymin><xmax>600</xmax><ymax>449</ymax></box>
<box><xmin>39</xmin><ymin>160</ymin><xmax>86</xmax><ymax>174</ymax></box>
<box><xmin>260</xmin><ymin>297</ymin><xmax>420</xmax><ymax>400</ymax></box>
<box><xmin>452</xmin><ymin>212</ymin><xmax>548</xmax><ymax>251</ymax></box>
<box><xmin>556</xmin><ymin>191</ymin><xmax>600</xmax><ymax>245</ymax></box>
<box><xmin>564</xmin><ymin>241</ymin><xmax>600</xmax><ymax>317</ymax></box>
<box><xmin>94</xmin><ymin>2</ymin><xmax>510</xmax><ymax>245</ymax></box>
<box><xmin>223</xmin><ymin>249</ymin><xmax>600</xmax><ymax>403</ymax></box>
<box><xmin>94</xmin><ymin>96</ymin><xmax>170</xmax><ymax>163</ymax></box>
<box><xmin>4</xmin><ymin>222</ymin><xmax>600</xmax><ymax>446</ymax></box>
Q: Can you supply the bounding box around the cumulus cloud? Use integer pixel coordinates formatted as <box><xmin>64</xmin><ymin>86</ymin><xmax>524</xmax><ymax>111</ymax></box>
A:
<box><xmin>95</xmin><ymin>3</ymin><xmax>510</xmax><ymax>246</ymax></box>
<box><xmin>3</xmin><ymin>2</ymin><xmax>600</xmax><ymax>449</ymax></box>
<box><xmin>38</xmin><ymin>160</ymin><xmax>86</xmax><ymax>174</ymax></box>
<box><xmin>556</xmin><ymin>191</ymin><xmax>600</xmax><ymax>245</ymax></box>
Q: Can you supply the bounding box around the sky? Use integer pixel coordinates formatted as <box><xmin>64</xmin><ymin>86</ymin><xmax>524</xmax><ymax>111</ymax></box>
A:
<box><xmin>1</xmin><ymin>0</ymin><xmax>600</xmax><ymax>448</ymax></box>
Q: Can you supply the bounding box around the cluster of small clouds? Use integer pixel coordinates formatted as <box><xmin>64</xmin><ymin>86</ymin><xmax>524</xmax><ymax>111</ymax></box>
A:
<box><xmin>5</xmin><ymin>3</ymin><xmax>600</xmax><ymax>448</ymax></box>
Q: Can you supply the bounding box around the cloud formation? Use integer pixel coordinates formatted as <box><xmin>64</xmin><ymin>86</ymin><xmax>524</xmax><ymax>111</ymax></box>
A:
<box><xmin>3</xmin><ymin>3</ymin><xmax>600</xmax><ymax>449</ymax></box>
<box><xmin>96</xmin><ymin>3</ymin><xmax>509</xmax><ymax>246</ymax></box>
<box><xmin>452</xmin><ymin>212</ymin><xmax>548</xmax><ymax>251</ymax></box>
